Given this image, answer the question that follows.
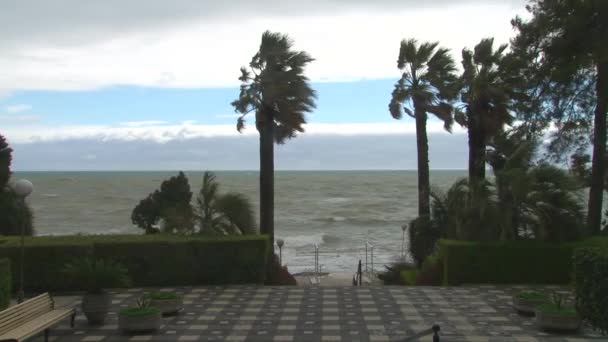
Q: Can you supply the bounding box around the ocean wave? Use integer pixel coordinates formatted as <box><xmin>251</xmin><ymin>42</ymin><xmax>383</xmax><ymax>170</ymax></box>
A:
<box><xmin>322</xmin><ymin>197</ymin><xmax>351</xmax><ymax>204</ymax></box>
<box><xmin>41</xmin><ymin>193</ymin><xmax>60</xmax><ymax>198</ymax></box>
<box><xmin>313</xmin><ymin>216</ymin><xmax>403</xmax><ymax>226</ymax></box>
<box><xmin>281</xmin><ymin>232</ymin><xmax>340</xmax><ymax>248</ymax></box>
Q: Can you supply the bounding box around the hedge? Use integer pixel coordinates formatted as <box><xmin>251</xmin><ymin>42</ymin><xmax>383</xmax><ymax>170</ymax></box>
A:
<box><xmin>0</xmin><ymin>258</ymin><xmax>10</xmax><ymax>310</ymax></box>
<box><xmin>0</xmin><ymin>234</ymin><xmax>269</xmax><ymax>292</ymax></box>
<box><xmin>439</xmin><ymin>239</ymin><xmax>578</xmax><ymax>285</ymax></box>
<box><xmin>574</xmin><ymin>247</ymin><xmax>608</xmax><ymax>335</ymax></box>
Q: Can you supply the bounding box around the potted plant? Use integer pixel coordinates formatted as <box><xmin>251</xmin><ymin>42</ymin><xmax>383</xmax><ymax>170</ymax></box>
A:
<box><xmin>535</xmin><ymin>292</ymin><xmax>581</xmax><ymax>332</ymax></box>
<box><xmin>147</xmin><ymin>291</ymin><xmax>183</xmax><ymax>316</ymax></box>
<box><xmin>119</xmin><ymin>296</ymin><xmax>162</xmax><ymax>333</ymax></box>
<box><xmin>63</xmin><ymin>258</ymin><xmax>131</xmax><ymax>325</ymax></box>
<box><xmin>513</xmin><ymin>290</ymin><xmax>549</xmax><ymax>315</ymax></box>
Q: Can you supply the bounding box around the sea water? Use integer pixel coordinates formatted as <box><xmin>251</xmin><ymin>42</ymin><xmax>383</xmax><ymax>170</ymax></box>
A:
<box><xmin>13</xmin><ymin>170</ymin><xmax>465</xmax><ymax>272</ymax></box>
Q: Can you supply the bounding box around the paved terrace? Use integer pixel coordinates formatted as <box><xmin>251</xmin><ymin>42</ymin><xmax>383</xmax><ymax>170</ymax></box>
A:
<box><xmin>31</xmin><ymin>285</ymin><xmax>603</xmax><ymax>342</ymax></box>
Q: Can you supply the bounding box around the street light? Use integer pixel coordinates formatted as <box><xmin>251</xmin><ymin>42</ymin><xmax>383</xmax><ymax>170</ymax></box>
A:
<box><xmin>276</xmin><ymin>238</ymin><xmax>284</xmax><ymax>266</ymax></box>
<box><xmin>401</xmin><ymin>224</ymin><xmax>407</xmax><ymax>260</ymax></box>
<box><xmin>10</xmin><ymin>179</ymin><xmax>33</xmax><ymax>303</ymax></box>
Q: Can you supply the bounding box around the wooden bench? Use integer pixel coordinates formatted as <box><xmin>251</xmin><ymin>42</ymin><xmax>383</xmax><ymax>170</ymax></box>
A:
<box><xmin>0</xmin><ymin>293</ymin><xmax>75</xmax><ymax>342</ymax></box>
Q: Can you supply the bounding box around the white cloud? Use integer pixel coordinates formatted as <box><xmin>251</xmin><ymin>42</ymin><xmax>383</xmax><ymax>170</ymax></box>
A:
<box><xmin>2</xmin><ymin>121</ymin><xmax>465</xmax><ymax>144</ymax></box>
<box><xmin>119</xmin><ymin>120</ymin><xmax>169</xmax><ymax>127</ymax></box>
<box><xmin>0</xmin><ymin>114</ymin><xmax>40</xmax><ymax>123</ymax></box>
<box><xmin>0</xmin><ymin>2</ymin><xmax>526</xmax><ymax>92</ymax></box>
<box><xmin>5</xmin><ymin>104</ymin><xmax>32</xmax><ymax>113</ymax></box>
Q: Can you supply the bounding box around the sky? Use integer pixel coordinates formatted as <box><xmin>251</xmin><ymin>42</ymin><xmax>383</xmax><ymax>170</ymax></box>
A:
<box><xmin>0</xmin><ymin>0</ymin><xmax>527</xmax><ymax>170</ymax></box>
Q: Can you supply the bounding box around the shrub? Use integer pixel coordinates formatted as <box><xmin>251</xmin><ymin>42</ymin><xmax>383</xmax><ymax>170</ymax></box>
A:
<box><xmin>0</xmin><ymin>234</ymin><xmax>269</xmax><ymax>291</ymax></box>
<box><xmin>439</xmin><ymin>239</ymin><xmax>575</xmax><ymax>285</ymax></box>
<box><xmin>415</xmin><ymin>253</ymin><xmax>443</xmax><ymax>286</ymax></box>
<box><xmin>63</xmin><ymin>258</ymin><xmax>131</xmax><ymax>294</ymax></box>
<box><xmin>265</xmin><ymin>254</ymin><xmax>297</xmax><ymax>286</ymax></box>
<box><xmin>378</xmin><ymin>261</ymin><xmax>416</xmax><ymax>285</ymax></box>
<box><xmin>400</xmin><ymin>269</ymin><xmax>418</xmax><ymax>285</ymax></box>
<box><xmin>408</xmin><ymin>216</ymin><xmax>439</xmax><ymax>267</ymax></box>
<box><xmin>0</xmin><ymin>258</ymin><xmax>10</xmax><ymax>310</ymax></box>
<box><xmin>574</xmin><ymin>247</ymin><xmax>608</xmax><ymax>335</ymax></box>
<box><xmin>0</xmin><ymin>241</ymin><xmax>92</xmax><ymax>292</ymax></box>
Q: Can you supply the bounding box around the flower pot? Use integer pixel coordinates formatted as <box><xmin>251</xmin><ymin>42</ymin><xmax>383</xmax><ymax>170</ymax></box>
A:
<box><xmin>119</xmin><ymin>310</ymin><xmax>162</xmax><ymax>333</ymax></box>
<box><xmin>149</xmin><ymin>298</ymin><xmax>183</xmax><ymax>316</ymax></box>
<box><xmin>513</xmin><ymin>295</ymin><xmax>547</xmax><ymax>315</ymax></box>
<box><xmin>82</xmin><ymin>292</ymin><xmax>111</xmax><ymax>325</ymax></box>
<box><xmin>535</xmin><ymin>309</ymin><xmax>581</xmax><ymax>332</ymax></box>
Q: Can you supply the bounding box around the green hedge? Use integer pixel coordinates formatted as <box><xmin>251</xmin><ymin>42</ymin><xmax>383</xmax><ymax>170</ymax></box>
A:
<box><xmin>574</xmin><ymin>247</ymin><xmax>608</xmax><ymax>335</ymax></box>
<box><xmin>0</xmin><ymin>234</ymin><xmax>269</xmax><ymax>292</ymax></box>
<box><xmin>439</xmin><ymin>239</ymin><xmax>580</xmax><ymax>285</ymax></box>
<box><xmin>0</xmin><ymin>258</ymin><xmax>10</xmax><ymax>310</ymax></box>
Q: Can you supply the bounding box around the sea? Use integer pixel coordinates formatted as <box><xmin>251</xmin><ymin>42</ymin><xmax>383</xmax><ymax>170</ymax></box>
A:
<box><xmin>12</xmin><ymin>170</ymin><xmax>466</xmax><ymax>273</ymax></box>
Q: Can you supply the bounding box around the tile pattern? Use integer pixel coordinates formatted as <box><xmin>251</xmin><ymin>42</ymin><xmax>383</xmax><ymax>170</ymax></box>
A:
<box><xmin>28</xmin><ymin>285</ymin><xmax>604</xmax><ymax>342</ymax></box>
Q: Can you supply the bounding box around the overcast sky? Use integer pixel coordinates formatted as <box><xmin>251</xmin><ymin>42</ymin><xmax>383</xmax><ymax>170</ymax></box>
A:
<box><xmin>0</xmin><ymin>0</ymin><xmax>527</xmax><ymax>170</ymax></box>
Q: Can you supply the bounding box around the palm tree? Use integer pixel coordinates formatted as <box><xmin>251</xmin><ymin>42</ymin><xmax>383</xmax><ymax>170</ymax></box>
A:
<box><xmin>459</xmin><ymin>38</ymin><xmax>513</xmax><ymax>184</ymax></box>
<box><xmin>195</xmin><ymin>171</ymin><xmax>257</xmax><ymax>235</ymax></box>
<box><xmin>389</xmin><ymin>39</ymin><xmax>459</xmax><ymax>217</ymax></box>
<box><xmin>232</xmin><ymin>31</ymin><xmax>317</xmax><ymax>247</ymax></box>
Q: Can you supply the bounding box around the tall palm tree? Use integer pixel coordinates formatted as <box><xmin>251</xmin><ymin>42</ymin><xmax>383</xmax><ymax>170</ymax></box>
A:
<box><xmin>459</xmin><ymin>38</ymin><xmax>513</xmax><ymax>184</ymax></box>
<box><xmin>232</xmin><ymin>31</ymin><xmax>317</xmax><ymax>248</ymax></box>
<box><xmin>389</xmin><ymin>39</ymin><xmax>459</xmax><ymax>217</ymax></box>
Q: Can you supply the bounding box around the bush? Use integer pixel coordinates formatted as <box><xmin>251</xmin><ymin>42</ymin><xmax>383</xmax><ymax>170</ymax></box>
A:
<box><xmin>574</xmin><ymin>247</ymin><xmax>608</xmax><ymax>335</ymax></box>
<box><xmin>0</xmin><ymin>234</ymin><xmax>269</xmax><ymax>292</ymax></box>
<box><xmin>63</xmin><ymin>258</ymin><xmax>131</xmax><ymax>294</ymax></box>
<box><xmin>439</xmin><ymin>239</ymin><xmax>576</xmax><ymax>285</ymax></box>
<box><xmin>265</xmin><ymin>254</ymin><xmax>297</xmax><ymax>286</ymax></box>
<box><xmin>0</xmin><ymin>258</ymin><xmax>10</xmax><ymax>310</ymax></box>
<box><xmin>378</xmin><ymin>261</ymin><xmax>416</xmax><ymax>285</ymax></box>
<box><xmin>408</xmin><ymin>216</ymin><xmax>440</xmax><ymax>267</ymax></box>
<box><xmin>415</xmin><ymin>253</ymin><xmax>443</xmax><ymax>286</ymax></box>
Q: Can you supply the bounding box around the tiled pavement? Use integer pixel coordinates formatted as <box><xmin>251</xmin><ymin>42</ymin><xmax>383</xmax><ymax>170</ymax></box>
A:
<box><xmin>30</xmin><ymin>285</ymin><xmax>605</xmax><ymax>342</ymax></box>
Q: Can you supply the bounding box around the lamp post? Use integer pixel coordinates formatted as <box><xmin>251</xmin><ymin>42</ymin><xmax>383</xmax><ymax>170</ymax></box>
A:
<box><xmin>401</xmin><ymin>224</ymin><xmax>407</xmax><ymax>260</ymax></box>
<box><xmin>10</xmin><ymin>179</ymin><xmax>33</xmax><ymax>303</ymax></box>
<box><xmin>276</xmin><ymin>238</ymin><xmax>284</xmax><ymax>266</ymax></box>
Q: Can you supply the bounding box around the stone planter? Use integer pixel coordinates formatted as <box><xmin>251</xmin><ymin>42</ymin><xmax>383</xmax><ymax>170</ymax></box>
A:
<box><xmin>82</xmin><ymin>292</ymin><xmax>111</xmax><ymax>325</ymax></box>
<box><xmin>150</xmin><ymin>298</ymin><xmax>183</xmax><ymax>316</ymax></box>
<box><xmin>535</xmin><ymin>309</ymin><xmax>581</xmax><ymax>332</ymax></box>
<box><xmin>513</xmin><ymin>295</ymin><xmax>548</xmax><ymax>315</ymax></box>
<box><xmin>119</xmin><ymin>310</ymin><xmax>162</xmax><ymax>333</ymax></box>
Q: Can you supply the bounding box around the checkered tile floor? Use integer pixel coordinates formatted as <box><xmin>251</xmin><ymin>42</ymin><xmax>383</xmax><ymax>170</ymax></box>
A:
<box><xmin>29</xmin><ymin>285</ymin><xmax>604</xmax><ymax>341</ymax></box>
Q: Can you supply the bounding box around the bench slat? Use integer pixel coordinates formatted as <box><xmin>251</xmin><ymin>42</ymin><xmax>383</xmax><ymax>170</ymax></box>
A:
<box><xmin>0</xmin><ymin>294</ymin><xmax>51</xmax><ymax>321</ymax></box>
<box><xmin>0</xmin><ymin>300</ymin><xmax>52</xmax><ymax>333</ymax></box>
<box><xmin>0</xmin><ymin>308</ymin><xmax>73</xmax><ymax>341</ymax></box>
<box><xmin>0</xmin><ymin>294</ymin><xmax>53</xmax><ymax>335</ymax></box>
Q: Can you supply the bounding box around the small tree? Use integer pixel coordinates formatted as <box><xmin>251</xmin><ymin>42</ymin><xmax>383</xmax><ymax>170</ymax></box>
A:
<box><xmin>0</xmin><ymin>133</ymin><xmax>34</xmax><ymax>236</ymax></box>
<box><xmin>131</xmin><ymin>193</ymin><xmax>160</xmax><ymax>234</ymax></box>
<box><xmin>0</xmin><ymin>135</ymin><xmax>12</xmax><ymax>189</ymax></box>
<box><xmin>131</xmin><ymin>172</ymin><xmax>194</xmax><ymax>234</ymax></box>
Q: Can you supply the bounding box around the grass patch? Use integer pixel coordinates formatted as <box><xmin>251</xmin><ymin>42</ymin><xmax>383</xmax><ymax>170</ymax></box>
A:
<box><xmin>516</xmin><ymin>291</ymin><xmax>549</xmax><ymax>301</ymax></box>
<box><xmin>537</xmin><ymin>303</ymin><xmax>577</xmax><ymax>314</ymax></box>
<box><xmin>147</xmin><ymin>292</ymin><xmax>180</xmax><ymax>300</ymax></box>
<box><xmin>119</xmin><ymin>307</ymin><xmax>161</xmax><ymax>317</ymax></box>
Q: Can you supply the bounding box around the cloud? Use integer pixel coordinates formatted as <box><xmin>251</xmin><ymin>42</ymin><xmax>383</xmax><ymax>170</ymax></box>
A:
<box><xmin>2</xmin><ymin>121</ymin><xmax>465</xmax><ymax>144</ymax></box>
<box><xmin>10</xmin><ymin>133</ymin><xmax>468</xmax><ymax>171</ymax></box>
<box><xmin>5</xmin><ymin>104</ymin><xmax>32</xmax><ymax>113</ymax></box>
<box><xmin>119</xmin><ymin>120</ymin><xmax>169</xmax><ymax>127</ymax></box>
<box><xmin>0</xmin><ymin>1</ymin><xmax>527</xmax><ymax>91</ymax></box>
<box><xmin>0</xmin><ymin>114</ymin><xmax>40</xmax><ymax>123</ymax></box>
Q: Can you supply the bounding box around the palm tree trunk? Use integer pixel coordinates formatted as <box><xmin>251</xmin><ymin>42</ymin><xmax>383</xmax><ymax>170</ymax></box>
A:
<box><xmin>259</xmin><ymin>110</ymin><xmax>275</xmax><ymax>248</ymax></box>
<box><xmin>468</xmin><ymin>115</ymin><xmax>486</xmax><ymax>183</ymax></box>
<box><xmin>587</xmin><ymin>61</ymin><xmax>608</xmax><ymax>235</ymax></box>
<box><xmin>414</xmin><ymin>106</ymin><xmax>430</xmax><ymax>218</ymax></box>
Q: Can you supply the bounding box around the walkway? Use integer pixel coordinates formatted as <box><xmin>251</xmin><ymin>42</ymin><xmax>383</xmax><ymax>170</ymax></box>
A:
<box><xmin>33</xmin><ymin>285</ymin><xmax>603</xmax><ymax>341</ymax></box>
